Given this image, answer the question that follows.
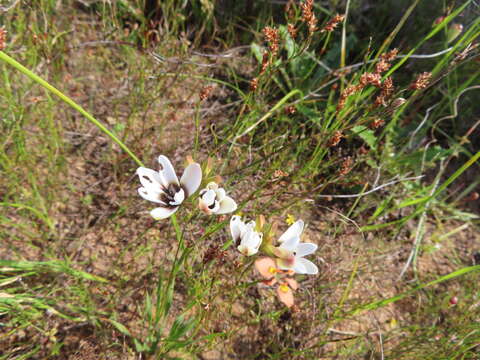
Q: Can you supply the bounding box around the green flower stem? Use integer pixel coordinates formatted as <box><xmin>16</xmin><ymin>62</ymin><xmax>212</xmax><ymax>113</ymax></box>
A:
<box><xmin>0</xmin><ymin>51</ymin><xmax>144</xmax><ymax>167</ymax></box>
<box><xmin>193</xmin><ymin>102</ymin><xmax>201</xmax><ymax>158</ymax></box>
<box><xmin>170</xmin><ymin>213</ymin><xmax>183</xmax><ymax>248</ymax></box>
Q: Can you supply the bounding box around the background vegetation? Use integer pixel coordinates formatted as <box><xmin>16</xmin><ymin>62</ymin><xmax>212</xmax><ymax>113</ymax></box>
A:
<box><xmin>0</xmin><ymin>0</ymin><xmax>479</xmax><ymax>358</ymax></box>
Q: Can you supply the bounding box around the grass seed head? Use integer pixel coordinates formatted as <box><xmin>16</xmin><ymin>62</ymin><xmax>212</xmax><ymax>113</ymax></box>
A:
<box><xmin>337</xmin><ymin>84</ymin><xmax>364</xmax><ymax>111</ymax></box>
<box><xmin>410</xmin><ymin>72</ymin><xmax>432</xmax><ymax>90</ymax></box>
<box><xmin>369</xmin><ymin>118</ymin><xmax>385</xmax><ymax>129</ymax></box>
<box><xmin>285</xmin><ymin>0</ymin><xmax>296</xmax><ymax>19</ymax></box>
<box><xmin>374</xmin><ymin>76</ymin><xmax>395</xmax><ymax>107</ymax></box>
<box><xmin>301</xmin><ymin>0</ymin><xmax>317</xmax><ymax>34</ymax></box>
<box><xmin>199</xmin><ymin>85</ymin><xmax>214</xmax><ymax>101</ymax></box>
<box><xmin>321</xmin><ymin>14</ymin><xmax>345</xmax><ymax>32</ymax></box>
<box><xmin>263</xmin><ymin>26</ymin><xmax>279</xmax><ymax>57</ymax></box>
<box><xmin>287</xmin><ymin>23</ymin><xmax>298</xmax><ymax>38</ymax></box>
<box><xmin>0</xmin><ymin>27</ymin><xmax>6</xmax><ymax>50</ymax></box>
<box><xmin>360</xmin><ymin>72</ymin><xmax>382</xmax><ymax>88</ymax></box>
<box><xmin>284</xmin><ymin>105</ymin><xmax>296</xmax><ymax>115</ymax></box>
<box><xmin>328</xmin><ymin>131</ymin><xmax>344</xmax><ymax>147</ymax></box>
<box><xmin>260</xmin><ymin>51</ymin><xmax>270</xmax><ymax>74</ymax></box>
<box><xmin>250</xmin><ymin>77</ymin><xmax>259</xmax><ymax>91</ymax></box>
<box><xmin>338</xmin><ymin>157</ymin><xmax>353</xmax><ymax>176</ymax></box>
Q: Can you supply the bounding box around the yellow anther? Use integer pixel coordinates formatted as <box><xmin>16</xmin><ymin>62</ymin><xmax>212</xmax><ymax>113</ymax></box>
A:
<box><xmin>286</xmin><ymin>214</ymin><xmax>296</xmax><ymax>225</ymax></box>
<box><xmin>279</xmin><ymin>284</ymin><xmax>290</xmax><ymax>293</ymax></box>
<box><xmin>268</xmin><ymin>267</ymin><xmax>277</xmax><ymax>274</ymax></box>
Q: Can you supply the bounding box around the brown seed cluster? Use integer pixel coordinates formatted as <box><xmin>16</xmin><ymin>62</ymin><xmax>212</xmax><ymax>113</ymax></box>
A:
<box><xmin>284</xmin><ymin>105</ymin><xmax>297</xmax><ymax>115</ymax></box>
<box><xmin>360</xmin><ymin>72</ymin><xmax>382</xmax><ymax>88</ymax></box>
<box><xmin>374</xmin><ymin>76</ymin><xmax>395</xmax><ymax>107</ymax></box>
<box><xmin>199</xmin><ymin>85</ymin><xmax>214</xmax><ymax>101</ymax></box>
<box><xmin>250</xmin><ymin>26</ymin><xmax>281</xmax><ymax>91</ymax></box>
<box><xmin>203</xmin><ymin>244</ymin><xmax>227</xmax><ymax>265</ymax></box>
<box><xmin>301</xmin><ymin>0</ymin><xmax>317</xmax><ymax>34</ymax></box>
<box><xmin>369</xmin><ymin>117</ymin><xmax>385</xmax><ymax>129</ymax></box>
<box><xmin>273</xmin><ymin>169</ymin><xmax>289</xmax><ymax>179</ymax></box>
<box><xmin>260</xmin><ymin>51</ymin><xmax>270</xmax><ymax>74</ymax></box>
<box><xmin>338</xmin><ymin>157</ymin><xmax>353</xmax><ymax>176</ymax></box>
<box><xmin>328</xmin><ymin>131</ymin><xmax>344</xmax><ymax>147</ymax></box>
<box><xmin>337</xmin><ymin>49</ymin><xmax>398</xmax><ymax>111</ymax></box>
<box><xmin>375</xmin><ymin>48</ymin><xmax>398</xmax><ymax>74</ymax></box>
<box><xmin>409</xmin><ymin>72</ymin><xmax>432</xmax><ymax>90</ymax></box>
<box><xmin>250</xmin><ymin>77</ymin><xmax>259</xmax><ymax>91</ymax></box>
<box><xmin>263</xmin><ymin>26</ymin><xmax>280</xmax><ymax>57</ymax></box>
<box><xmin>285</xmin><ymin>0</ymin><xmax>296</xmax><ymax>20</ymax></box>
<box><xmin>0</xmin><ymin>27</ymin><xmax>6</xmax><ymax>51</ymax></box>
<box><xmin>321</xmin><ymin>14</ymin><xmax>345</xmax><ymax>32</ymax></box>
<box><xmin>337</xmin><ymin>84</ymin><xmax>362</xmax><ymax>111</ymax></box>
<box><xmin>288</xmin><ymin>23</ymin><xmax>297</xmax><ymax>39</ymax></box>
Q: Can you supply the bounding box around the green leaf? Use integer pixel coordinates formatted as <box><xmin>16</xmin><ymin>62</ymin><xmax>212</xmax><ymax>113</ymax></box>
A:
<box><xmin>250</xmin><ymin>43</ymin><xmax>263</xmax><ymax>63</ymax></box>
<box><xmin>168</xmin><ymin>315</ymin><xmax>197</xmax><ymax>341</ymax></box>
<box><xmin>350</xmin><ymin>125</ymin><xmax>377</xmax><ymax>149</ymax></box>
<box><xmin>108</xmin><ymin>319</ymin><xmax>131</xmax><ymax>337</ymax></box>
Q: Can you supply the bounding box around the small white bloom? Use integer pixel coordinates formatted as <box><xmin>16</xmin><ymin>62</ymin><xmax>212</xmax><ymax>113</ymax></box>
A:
<box><xmin>199</xmin><ymin>182</ymin><xmax>237</xmax><ymax>215</ymax></box>
<box><xmin>230</xmin><ymin>215</ymin><xmax>263</xmax><ymax>256</ymax></box>
<box><xmin>275</xmin><ymin>220</ymin><xmax>318</xmax><ymax>275</ymax></box>
<box><xmin>137</xmin><ymin>155</ymin><xmax>202</xmax><ymax>219</ymax></box>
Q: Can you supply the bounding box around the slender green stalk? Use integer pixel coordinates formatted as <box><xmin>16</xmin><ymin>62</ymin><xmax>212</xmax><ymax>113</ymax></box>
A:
<box><xmin>340</xmin><ymin>0</ymin><xmax>351</xmax><ymax>70</ymax></box>
<box><xmin>170</xmin><ymin>213</ymin><xmax>183</xmax><ymax>247</ymax></box>
<box><xmin>350</xmin><ymin>265</ymin><xmax>480</xmax><ymax>316</ymax></box>
<box><xmin>193</xmin><ymin>102</ymin><xmax>201</xmax><ymax>158</ymax></box>
<box><xmin>0</xmin><ymin>51</ymin><xmax>144</xmax><ymax>167</ymax></box>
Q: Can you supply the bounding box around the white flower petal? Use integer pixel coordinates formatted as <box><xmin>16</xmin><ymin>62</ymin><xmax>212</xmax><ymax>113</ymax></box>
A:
<box><xmin>280</xmin><ymin>236</ymin><xmax>300</xmax><ymax>252</ymax></box>
<box><xmin>150</xmin><ymin>206</ymin><xmax>178</xmax><ymax>220</ymax></box>
<box><xmin>297</xmin><ymin>258</ymin><xmax>318</xmax><ymax>275</ymax></box>
<box><xmin>214</xmin><ymin>187</ymin><xmax>226</xmax><ymax>201</ymax></box>
<box><xmin>157</xmin><ymin>155</ymin><xmax>179</xmax><ymax>186</ymax></box>
<box><xmin>138</xmin><ymin>187</ymin><xmax>165</xmax><ymax>204</ymax></box>
<box><xmin>292</xmin><ymin>259</ymin><xmax>307</xmax><ymax>274</ymax></box>
<box><xmin>206</xmin><ymin>182</ymin><xmax>218</xmax><ymax>190</ymax></box>
<box><xmin>180</xmin><ymin>163</ymin><xmax>202</xmax><ymax>197</ymax></box>
<box><xmin>242</xmin><ymin>230</ymin><xmax>262</xmax><ymax>249</ymax></box>
<box><xmin>245</xmin><ymin>220</ymin><xmax>256</xmax><ymax>231</ymax></box>
<box><xmin>171</xmin><ymin>188</ymin><xmax>185</xmax><ymax>205</ymax></box>
<box><xmin>295</xmin><ymin>243</ymin><xmax>318</xmax><ymax>257</ymax></box>
<box><xmin>238</xmin><ymin>230</ymin><xmax>262</xmax><ymax>256</ymax></box>
<box><xmin>278</xmin><ymin>220</ymin><xmax>304</xmax><ymax>243</ymax></box>
<box><xmin>216</xmin><ymin>196</ymin><xmax>237</xmax><ymax>215</ymax></box>
<box><xmin>201</xmin><ymin>189</ymin><xmax>216</xmax><ymax>206</ymax></box>
<box><xmin>137</xmin><ymin>167</ymin><xmax>162</xmax><ymax>193</ymax></box>
<box><xmin>230</xmin><ymin>215</ymin><xmax>243</xmax><ymax>242</ymax></box>
<box><xmin>237</xmin><ymin>244</ymin><xmax>258</xmax><ymax>256</ymax></box>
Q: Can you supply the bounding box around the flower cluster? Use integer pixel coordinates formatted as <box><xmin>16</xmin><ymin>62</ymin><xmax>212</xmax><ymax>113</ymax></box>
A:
<box><xmin>231</xmin><ymin>217</ymin><xmax>318</xmax><ymax>307</ymax></box>
<box><xmin>136</xmin><ymin>155</ymin><xmax>319</xmax><ymax>308</ymax></box>
<box><xmin>409</xmin><ymin>72</ymin><xmax>432</xmax><ymax>90</ymax></box>
<box><xmin>137</xmin><ymin>155</ymin><xmax>237</xmax><ymax>219</ymax></box>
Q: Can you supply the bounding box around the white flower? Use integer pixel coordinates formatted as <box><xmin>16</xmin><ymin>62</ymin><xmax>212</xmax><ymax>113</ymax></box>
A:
<box><xmin>199</xmin><ymin>182</ymin><xmax>237</xmax><ymax>215</ymax></box>
<box><xmin>274</xmin><ymin>220</ymin><xmax>318</xmax><ymax>275</ymax></box>
<box><xmin>230</xmin><ymin>215</ymin><xmax>263</xmax><ymax>256</ymax></box>
<box><xmin>137</xmin><ymin>155</ymin><xmax>202</xmax><ymax>219</ymax></box>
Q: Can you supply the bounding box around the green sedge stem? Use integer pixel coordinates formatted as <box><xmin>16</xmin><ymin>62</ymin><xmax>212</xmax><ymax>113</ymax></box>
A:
<box><xmin>193</xmin><ymin>102</ymin><xmax>201</xmax><ymax>158</ymax></box>
<box><xmin>170</xmin><ymin>213</ymin><xmax>183</xmax><ymax>248</ymax></box>
<box><xmin>0</xmin><ymin>51</ymin><xmax>144</xmax><ymax>167</ymax></box>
